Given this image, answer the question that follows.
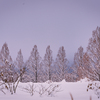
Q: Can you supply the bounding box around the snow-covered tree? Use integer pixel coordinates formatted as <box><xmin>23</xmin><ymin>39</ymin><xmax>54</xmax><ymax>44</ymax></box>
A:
<box><xmin>84</xmin><ymin>27</ymin><xmax>100</xmax><ymax>81</ymax></box>
<box><xmin>0</xmin><ymin>43</ymin><xmax>19</xmax><ymax>94</ymax></box>
<box><xmin>43</xmin><ymin>45</ymin><xmax>53</xmax><ymax>80</ymax></box>
<box><xmin>73</xmin><ymin>46</ymin><xmax>85</xmax><ymax>80</ymax></box>
<box><xmin>55</xmin><ymin>46</ymin><xmax>69</xmax><ymax>81</ymax></box>
<box><xmin>85</xmin><ymin>27</ymin><xmax>100</xmax><ymax>98</ymax></box>
<box><xmin>0</xmin><ymin>43</ymin><xmax>14</xmax><ymax>82</ymax></box>
<box><xmin>0</xmin><ymin>43</ymin><xmax>12</xmax><ymax>64</ymax></box>
<box><xmin>15</xmin><ymin>49</ymin><xmax>25</xmax><ymax>82</ymax></box>
<box><xmin>27</xmin><ymin>45</ymin><xmax>41</xmax><ymax>83</ymax></box>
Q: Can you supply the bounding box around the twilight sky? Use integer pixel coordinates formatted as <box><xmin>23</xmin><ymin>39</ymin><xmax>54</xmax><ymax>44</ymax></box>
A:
<box><xmin>0</xmin><ymin>0</ymin><xmax>100</xmax><ymax>63</ymax></box>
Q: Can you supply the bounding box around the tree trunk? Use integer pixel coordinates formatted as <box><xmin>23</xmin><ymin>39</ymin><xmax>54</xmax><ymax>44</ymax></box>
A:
<box><xmin>35</xmin><ymin>67</ymin><xmax>37</xmax><ymax>83</ymax></box>
<box><xmin>49</xmin><ymin>68</ymin><xmax>51</xmax><ymax>80</ymax></box>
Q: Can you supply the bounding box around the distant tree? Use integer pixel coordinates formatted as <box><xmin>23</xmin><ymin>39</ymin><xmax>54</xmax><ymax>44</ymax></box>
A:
<box><xmin>43</xmin><ymin>45</ymin><xmax>53</xmax><ymax>80</ymax></box>
<box><xmin>21</xmin><ymin>60</ymin><xmax>33</xmax><ymax>82</ymax></box>
<box><xmin>27</xmin><ymin>45</ymin><xmax>41</xmax><ymax>83</ymax></box>
<box><xmin>73</xmin><ymin>46</ymin><xmax>85</xmax><ymax>80</ymax></box>
<box><xmin>55</xmin><ymin>46</ymin><xmax>69</xmax><ymax>81</ymax></box>
<box><xmin>0</xmin><ymin>43</ymin><xmax>12</xmax><ymax>64</ymax></box>
<box><xmin>15</xmin><ymin>49</ymin><xmax>25</xmax><ymax>82</ymax></box>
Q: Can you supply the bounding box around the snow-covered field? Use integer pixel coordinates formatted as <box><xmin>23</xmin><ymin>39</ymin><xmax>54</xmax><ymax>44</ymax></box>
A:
<box><xmin>0</xmin><ymin>78</ymin><xmax>98</xmax><ymax>100</ymax></box>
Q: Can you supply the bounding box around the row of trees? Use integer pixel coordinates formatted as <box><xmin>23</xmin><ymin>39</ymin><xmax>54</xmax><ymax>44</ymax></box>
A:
<box><xmin>0</xmin><ymin>26</ymin><xmax>100</xmax><ymax>90</ymax></box>
<box><xmin>0</xmin><ymin>43</ymin><xmax>71</xmax><ymax>84</ymax></box>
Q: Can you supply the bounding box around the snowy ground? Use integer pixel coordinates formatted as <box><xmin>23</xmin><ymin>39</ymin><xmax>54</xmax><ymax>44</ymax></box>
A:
<box><xmin>0</xmin><ymin>78</ymin><xmax>98</xmax><ymax>100</ymax></box>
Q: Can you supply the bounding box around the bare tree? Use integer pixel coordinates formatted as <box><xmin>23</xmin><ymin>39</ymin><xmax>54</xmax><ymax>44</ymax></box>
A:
<box><xmin>27</xmin><ymin>45</ymin><xmax>41</xmax><ymax>83</ymax></box>
<box><xmin>55</xmin><ymin>46</ymin><xmax>69</xmax><ymax>81</ymax></box>
<box><xmin>84</xmin><ymin>27</ymin><xmax>100</xmax><ymax>81</ymax></box>
<box><xmin>83</xmin><ymin>27</ymin><xmax>100</xmax><ymax>98</ymax></box>
<box><xmin>43</xmin><ymin>45</ymin><xmax>53</xmax><ymax>80</ymax></box>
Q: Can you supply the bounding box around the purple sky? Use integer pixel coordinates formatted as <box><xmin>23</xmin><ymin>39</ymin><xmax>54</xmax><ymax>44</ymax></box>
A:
<box><xmin>0</xmin><ymin>0</ymin><xmax>100</xmax><ymax>62</ymax></box>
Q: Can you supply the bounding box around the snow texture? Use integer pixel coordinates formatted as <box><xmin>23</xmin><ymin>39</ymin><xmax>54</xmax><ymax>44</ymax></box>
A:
<box><xmin>0</xmin><ymin>78</ymin><xmax>98</xmax><ymax>100</ymax></box>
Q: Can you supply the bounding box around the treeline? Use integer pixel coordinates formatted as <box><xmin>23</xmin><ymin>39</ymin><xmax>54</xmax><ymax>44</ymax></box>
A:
<box><xmin>0</xmin><ymin>26</ymin><xmax>100</xmax><ymax>85</ymax></box>
<box><xmin>0</xmin><ymin>43</ymin><xmax>72</xmax><ymax>83</ymax></box>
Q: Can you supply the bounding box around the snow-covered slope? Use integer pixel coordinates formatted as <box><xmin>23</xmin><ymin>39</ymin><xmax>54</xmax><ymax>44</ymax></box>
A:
<box><xmin>0</xmin><ymin>78</ymin><xmax>98</xmax><ymax>100</ymax></box>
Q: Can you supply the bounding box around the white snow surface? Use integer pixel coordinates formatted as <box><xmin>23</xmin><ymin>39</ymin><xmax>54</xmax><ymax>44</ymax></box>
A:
<box><xmin>0</xmin><ymin>78</ymin><xmax>98</xmax><ymax>100</ymax></box>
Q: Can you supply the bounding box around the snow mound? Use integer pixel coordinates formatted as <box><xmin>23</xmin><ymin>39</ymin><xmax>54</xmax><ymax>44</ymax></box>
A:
<box><xmin>61</xmin><ymin>79</ymin><xmax>66</xmax><ymax>83</ymax></box>
<box><xmin>79</xmin><ymin>77</ymin><xmax>90</xmax><ymax>83</ymax></box>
